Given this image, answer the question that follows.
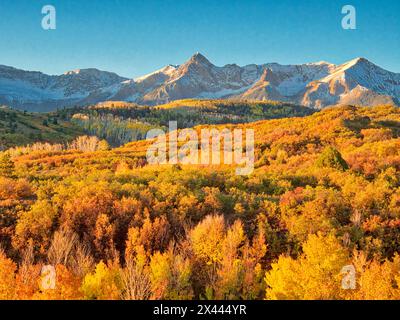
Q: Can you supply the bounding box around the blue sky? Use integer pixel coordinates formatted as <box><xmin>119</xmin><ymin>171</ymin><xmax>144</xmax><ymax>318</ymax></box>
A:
<box><xmin>0</xmin><ymin>0</ymin><xmax>399</xmax><ymax>78</ymax></box>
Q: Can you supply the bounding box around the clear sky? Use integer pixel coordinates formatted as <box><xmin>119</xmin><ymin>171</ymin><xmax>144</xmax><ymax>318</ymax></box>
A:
<box><xmin>0</xmin><ymin>0</ymin><xmax>399</xmax><ymax>78</ymax></box>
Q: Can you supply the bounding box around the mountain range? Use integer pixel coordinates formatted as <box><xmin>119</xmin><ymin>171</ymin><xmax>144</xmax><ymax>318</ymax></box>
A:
<box><xmin>1</xmin><ymin>53</ymin><xmax>399</xmax><ymax>111</ymax></box>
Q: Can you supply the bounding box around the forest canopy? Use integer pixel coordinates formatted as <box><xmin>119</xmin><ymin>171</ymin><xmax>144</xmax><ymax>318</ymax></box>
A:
<box><xmin>1</xmin><ymin>104</ymin><xmax>400</xmax><ymax>300</ymax></box>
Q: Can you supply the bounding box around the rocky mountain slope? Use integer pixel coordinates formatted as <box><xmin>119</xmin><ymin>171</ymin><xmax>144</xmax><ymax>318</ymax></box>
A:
<box><xmin>0</xmin><ymin>66</ymin><xmax>127</xmax><ymax>111</ymax></box>
<box><xmin>1</xmin><ymin>53</ymin><xmax>399</xmax><ymax>111</ymax></box>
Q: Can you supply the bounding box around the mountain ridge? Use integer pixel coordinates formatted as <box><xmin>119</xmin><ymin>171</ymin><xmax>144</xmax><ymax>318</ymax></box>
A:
<box><xmin>0</xmin><ymin>53</ymin><xmax>399</xmax><ymax>111</ymax></box>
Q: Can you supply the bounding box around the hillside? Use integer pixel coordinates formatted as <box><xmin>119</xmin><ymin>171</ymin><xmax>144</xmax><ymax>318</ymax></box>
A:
<box><xmin>93</xmin><ymin>99</ymin><xmax>314</xmax><ymax>123</ymax></box>
<box><xmin>0</xmin><ymin>99</ymin><xmax>314</xmax><ymax>149</ymax></box>
<box><xmin>1</xmin><ymin>105</ymin><xmax>400</xmax><ymax>300</ymax></box>
<box><xmin>118</xmin><ymin>103</ymin><xmax>400</xmax><ymax>176</ymax></box>
<box><xmin>69</xmin><ymin>99</ymin><xmax>315</xmax><ymax>146</ymax></box>
<box><xmin>0</xmin><ymin>106</ymin><xmax>83</xmax><ymax>149</ymax></box>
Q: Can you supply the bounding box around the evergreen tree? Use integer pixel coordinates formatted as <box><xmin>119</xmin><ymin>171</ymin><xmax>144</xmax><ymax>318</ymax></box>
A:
<box><xmin>316</xmin><ymin>146</ymin><xmax>349</xmax><ymax>171</ymax></box>
<box><xmin>0</xmin><ymin>153</ymin><xmax>15</xmax><ymax>178</ymax></box>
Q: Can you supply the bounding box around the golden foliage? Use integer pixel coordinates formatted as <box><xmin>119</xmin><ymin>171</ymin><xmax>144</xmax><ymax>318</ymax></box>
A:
<box><xmin>1</xmin><ymin>105</ymin><xmax>400</xmax><ymax>300</ymax></box>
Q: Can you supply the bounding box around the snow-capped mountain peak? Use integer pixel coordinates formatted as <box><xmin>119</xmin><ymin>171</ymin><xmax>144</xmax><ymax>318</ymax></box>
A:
<box><xmin>64</xmin><ymin>69</ymin><xmax>84</xmax><ymax>75</ymax></box>
<box><xmin>134</xmin><ymin>65</ymin><xmax>178</xmax><ymax>82</ymax></box>
<box><xmin>0</xmin><ymin>54</ymin><xmax>399</xmax><ymax>111</ymax></box>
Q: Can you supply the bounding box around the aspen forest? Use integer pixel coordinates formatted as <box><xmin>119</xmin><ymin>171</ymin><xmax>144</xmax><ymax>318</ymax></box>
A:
<box><xmin>1</xmin><ymin>104</ymin><xmax>400</xmax><ymax>300</ymax></box>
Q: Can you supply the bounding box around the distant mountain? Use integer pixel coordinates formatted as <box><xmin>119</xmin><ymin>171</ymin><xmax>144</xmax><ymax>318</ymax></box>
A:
<box><xmin>1</xmin><ymin>54</ymin><xmax>399</xmax><ymax>111</ymax></box>
<box><xmin>299</xmin><ymin>58</ymin><xmax>400</xmax><ymax>108</ymax></box>
<box><xmin>0</xmin><ymin>66</ymin><xmax>127</xmax><ymax>111</ymax></box>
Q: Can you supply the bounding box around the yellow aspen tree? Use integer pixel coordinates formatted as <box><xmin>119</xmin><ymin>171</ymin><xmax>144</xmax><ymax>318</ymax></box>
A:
<box><xmin>265</xmin><ymin>232</ymin><xmax>349</xmax><ymax>300</ymax></box>
<box><xmin>81</xmin><ymin>261</ymin><xmax>121</xmax><ymax>300</ymax></box>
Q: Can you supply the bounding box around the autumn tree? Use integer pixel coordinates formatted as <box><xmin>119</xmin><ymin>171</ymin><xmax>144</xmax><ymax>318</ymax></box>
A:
<box><xmin>14</xmin><ymin>200</ymin><xmax>58</xmax><ymax>256</ymax></box>
<box><xmin>189</xmin><ymin>216</ymin><xmax>267</xmax><ymax>299</ymax></box>
<box><xmin>0</xmin><ymin>249</ymin><xmax>17</xmax><ymax>299</ymax></box>
<box><xmin>121</xmin><ymin>246</ymin><xmax>151</xmax><ymax>300</ymax></box>
<box><xmin>81</xmin><ymin>261</ymin><xmax>122</xmax><ymax>300</ymax></box>
<box><xmin>47</xmin><ymin>230</ymin><xmax>78</xmax><ymax>266</ymax></box>
<box><xmin>265</xmin><ymin>232</ymin><xmax>349</xmax><ymax>300</ymax></box>
<box><xmin>213</xmin><ymin>220</ymin><xmax>245</xmax><ymax>299</ymax></box>
<box><xmin>149</xmin><ymin>246</ymin><xmax>193</xmax><ymax>300</ymax></box>
<box><xmin>60</xmin><ymin>182</ymin><xmax>114</xmax><ymax>248</ymax></box>
<box><xmin>190</xmin><ymin>215</ymin><xmax>225</xmax><ymax>266</ymax></box>
<box><xmin>94</xmin><ymin>214</ymin><xmax>115</xmax><ymax>260</ymax></box>
<box><xmin>125</xmin><ymin>214</ymin><xmax>170</xmax><ymax>258</ymax></box>
<box><xmin>352</xmin><ymin>252</ymin><xmax>400</xmax><ymax>300</ymax></box>
<box><xmin>15</xmin><ymin>244</ymin><xmax>40</xmax><ymax>299</ymax></box>
<box><xmin>240</xmin><ymin>228</ymin><xmax>268</xmax><ymax>299</ymax></box>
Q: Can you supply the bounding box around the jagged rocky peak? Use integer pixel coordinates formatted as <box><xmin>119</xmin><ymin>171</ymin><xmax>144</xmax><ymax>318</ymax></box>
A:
<box><xmin>0</xmin><ymin>53</ymin><xmax>399</xmax><ymax>111</ymax></box>
<box><xmin>188</xmin><ymin>52</ymin><xmax>214</xmax><ymax>65</ymax></box>
<box><xmin>258</xmin><ymin>68</ymin><xmax>279</xmax><ymax>85</ymax></box>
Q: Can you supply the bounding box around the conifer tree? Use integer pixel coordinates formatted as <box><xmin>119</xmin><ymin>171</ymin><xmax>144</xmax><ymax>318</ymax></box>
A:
<box><xmin>316</xmin><ymin>146</ymin><xmax>349</xmax><ymax>171</ymax></box>
<box><xmin>0</xmin><ymin>153</ymin><xmax>15</xmax><ymax>178</ymax></box>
